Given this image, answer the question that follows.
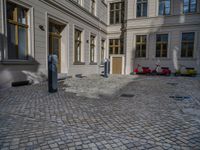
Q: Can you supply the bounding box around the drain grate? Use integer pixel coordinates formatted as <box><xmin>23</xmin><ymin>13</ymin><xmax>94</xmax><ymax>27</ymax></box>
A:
<box><xmin>169</xmin><ymin>96</ymin><xmax>191</xmax><ymax>101</ymax></box>
<box><xmin>167</xmin><ymin>82</ymin><xmax>178</xmax><ymax>86</ymax></box>
<box><xmin>120</xmin><ymin>94</ymin><xmax>135</xmax><ymax>98</ymax></box>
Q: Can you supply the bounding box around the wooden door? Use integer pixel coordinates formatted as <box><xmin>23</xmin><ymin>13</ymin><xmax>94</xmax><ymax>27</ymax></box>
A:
<box><xmin>112</xmin><ymin>57</ymin><xmax>122</xmax><ymax>74</ymax></box>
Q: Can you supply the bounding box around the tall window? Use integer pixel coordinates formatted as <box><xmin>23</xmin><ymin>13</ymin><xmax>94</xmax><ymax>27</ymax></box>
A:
<box><xmin>181</xmin><ymin>32</ymin><xmax>195</xmax><ymax>57</ymax></box>
<box><xmin>74</xmin><ymin>29</ymin><xmax>82</xmax><ymax>63</ymax></box>
<box><xmin>91</xmin><ymin>0</ymin><xmax>95</xmax><ymax>15</ymax></box>
<box><xmin>110</xmin><ymin>2</ymin><xmax>124</xmax><ymax>24</ymax></box>
<box><xmin>7</xmin><ymin>2</ymin><xmax>29</xmax><ymax>60</ymax></box>
<box><xmin>109</xmin><ymin>39</ymin><xmax>123</xmax><ymax>54</ymax></box>
<box><xmin>101</xmin><ymin>40</ymin><xmax>105</xmax><ymax>64</ymax></box>
<box><xmin>156</xmin><ymin>34</ymin><xmax>168</xmax><ymax>57</ymax></box>
<box><xmin>183</xmin><ymin>0</ymin><xmax>197</xmax><ymax>13</ymax></box>
<box><xmin>137</xmin><ymin>0</ymin><xmax>148</xmax><ymax>17</ymax></box>
<box><xmin>90</xmin><ymin>35</ymin><xmax>95</xmax><ymax>63</ymax></box>
<box><xmin>74</xmin><ymin>0</ymin><xmax>82</xmax><ymax>5</ymax></box>
<box><xmin>159</xmin><ymin>0</ymin><xmax>171</xmax><ymax>15</ymax></box>
<box><xmin>136</xmin><ymin>35</ymin><xmax>147</xmax><ymax>58</ymax></box>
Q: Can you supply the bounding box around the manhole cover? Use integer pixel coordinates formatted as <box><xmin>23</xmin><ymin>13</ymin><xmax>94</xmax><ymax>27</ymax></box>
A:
<box><xmin>169</xmin><ymin>96</ymin><xmax>191</xmax><ymax>101</ymax></box>
<box><xmin>120</xmin><ymin>94</ymin><xmax>135</xmax><ymax>98</ymax></box>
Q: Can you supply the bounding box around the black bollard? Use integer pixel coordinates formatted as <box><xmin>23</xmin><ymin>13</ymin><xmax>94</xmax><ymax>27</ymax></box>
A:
<box><xmin>104</xmin><ymin>59</ymin><xmax>109</xmax><ymax>78</ymax></box>
<box><xmin>48</xmin><ymin>55</ymin><xmax>58</xmax><ymax>93</ymax></box>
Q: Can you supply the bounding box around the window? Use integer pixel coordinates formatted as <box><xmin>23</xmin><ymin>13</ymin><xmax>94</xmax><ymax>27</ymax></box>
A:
<box><xmin>156</xmin><ymin>34</ymin><xmax>168</xmax><ymax>57</ymax></box>
<box><xmin>181</xmin><ymin>32</ymin><xmax>195</xmax><ymax>57</ymax></box>
<box><xmin>109</xmin><ymin>39</ymin><xmax>123</xmax><ymax>54</ymax></box>
<box><xmin>91</xmin><ymin>0</ymin><xmax>95</xmax><ymax>15</ymax></box>
<box><xmin>136</xmin><ymin>35</ymin><xmax>147</xmax><ymax>58</ymax></box>
<box><xmin>74</xmin><ymin>0</ymin><xmax>81</xmax><ymax>4</ymax></box>
<box><xmin>101</xmin><ymin>39</ymin><xmax>105</xmax><ymax>64</ymax></box>
<box><xmin>6</xmin><ymin>2</ymin><xmax>29</xmax><ymax>60</ymax></box>
<box><xmin>159</xmin><ymin>0</ymin><xmax>171</xmax><ymax>15</ymax></box>
<box><xmin>137</xmin><ymin>0</ymin><xmax>148</xmax><ymax>17</ymax></box>
<box><xmin>74</xmin><ymin>29</ymin><xmax>82</xmax><ymax>63</ymax></box>
<box><xmin>90</xmin><ymin>35</ymin><xmax>95</xmax><ymax>63</ymax></box>
<box><xmin>110</xmin><ymin>2</ymin><xmax>124</xmax><ymax>24</ymax></box>
<box><xmin>183</xmin><ymin>0</ymin><xmax>197</xmax><ymax>13</ymax></box>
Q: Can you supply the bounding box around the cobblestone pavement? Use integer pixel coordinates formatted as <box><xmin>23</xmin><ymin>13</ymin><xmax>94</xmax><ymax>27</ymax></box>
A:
<box><xmin>0</xmin><ymin>76</ymin><xmax>200</xmax><ymax>150</ymax></box>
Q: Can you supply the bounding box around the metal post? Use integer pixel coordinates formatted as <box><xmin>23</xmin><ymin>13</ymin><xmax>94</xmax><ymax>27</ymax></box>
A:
<box><xmin>104</xmin><ymin>58</ymin><xmax>109</xmax><ymax>78</ymax></box>
<box><xmin>48</xmin><ymin>55</ymin><xmax>58</xmax><ymax>93</ymax></box>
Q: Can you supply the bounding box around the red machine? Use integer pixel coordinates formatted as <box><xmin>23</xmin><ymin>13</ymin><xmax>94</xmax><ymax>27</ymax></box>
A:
<box><xmin>134</xmin><ymin>64</ymin><xmax>151</xmax><ymax>75</ymax></box>
<box><xmin>152</xmin><ymin>64</ymin><xmax>171</xmax><ymax>76</ymax></box>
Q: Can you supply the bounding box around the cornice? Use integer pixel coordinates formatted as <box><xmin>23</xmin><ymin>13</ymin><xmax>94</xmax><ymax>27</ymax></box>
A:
<box><xmin>39</xmin><ymin>0</ymin><xmax>107</xmax><ymax>34</ymax></box>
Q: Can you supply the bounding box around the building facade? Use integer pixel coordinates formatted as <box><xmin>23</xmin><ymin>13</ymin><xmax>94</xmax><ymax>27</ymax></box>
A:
<box><xmin>108</xmin><ymin>0</ymin><xmax>200</xmax><ymax>75</ymax></box>
<box><xmin>0</xmin><ymin>0</ymin><xmax>200</xmax><ymax>88</ymax></box>
<box><xmin>0</xmin><ymin>0</ymin><xmax>107</xmax><ymax>88</ymax></box>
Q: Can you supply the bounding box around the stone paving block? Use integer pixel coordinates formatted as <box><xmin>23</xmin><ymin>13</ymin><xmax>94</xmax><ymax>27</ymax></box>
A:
<box><xmin>0</xmin><ymin>77</ymin><xmax>200</xmax><ymax>149</ymax></box>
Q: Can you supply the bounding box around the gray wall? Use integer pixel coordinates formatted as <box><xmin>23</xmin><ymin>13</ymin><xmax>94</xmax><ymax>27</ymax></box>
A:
<box><xmin>0</xmin><ymin>0</ymin><xmax>107</xmax><ymax>89</ymax></box>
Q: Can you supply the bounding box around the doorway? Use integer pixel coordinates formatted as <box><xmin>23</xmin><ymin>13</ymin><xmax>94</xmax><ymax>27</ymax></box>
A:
<box><xmin>49</xmin><ymin>19</ymin><xmax>64</xmax><ymax>73</ymax></box>
<box><xmin>112</xmin><ymin>57</ymin><xmax>122</xmax><ymax>74</ymax></box>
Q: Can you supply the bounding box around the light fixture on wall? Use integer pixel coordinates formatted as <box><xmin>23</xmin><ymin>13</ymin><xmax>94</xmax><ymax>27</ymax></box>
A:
<box><xmin>39</xmin><ymin>25</ymin><xmax>45</xmax><ymax>31</ymax></box>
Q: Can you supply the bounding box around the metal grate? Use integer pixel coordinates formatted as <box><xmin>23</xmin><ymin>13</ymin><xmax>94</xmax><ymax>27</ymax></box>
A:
<box><xmin>169</xmin><ymin>96</ymin><xmax>191</xmax><ymax>101</ymax></box>
<box><xmin>167</xmin><ymin>83</ymin><xmax>178</xmax><ymax>86</ymax></box>
<box><xmin>120</xmin><ymin>94</ymin><xmax>135</xmax><ymax>98</ymax></box>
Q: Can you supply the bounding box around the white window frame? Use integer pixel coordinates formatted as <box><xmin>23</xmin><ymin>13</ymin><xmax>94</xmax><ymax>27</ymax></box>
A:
<box><xmin>89</xmin><ymin>33</ymin><xmax>97</xmax><ymax>63</ymax></box>
<box><xmin>73</xmin><ymin>25</ymin><xmax>85</xmax><ymax>64</ymax></box>
<box><xmin>136</xmin><ymin>0</ymin><xmax>149</xmax><ymax>18</ymax></box>
<box><xmin>90</xmin><ymin>0</ymin><xmax>96</xmax><ymax>16</ymax></box>
<box><xmin>179</xmin><ymin>31</ymin><xmax>197</xmax><ymax>60</ymax></box>
<box><xmin>135</xmin><ymin>34</ymin><xmax>148</xmax><ymax>58</ymax></box>
<box><xmin>100</xmin><ymin>38</ymin><xmax>106</xmax><ymax>64</ymax></box>
<box><xmin>154</xmin><ymin>32</ymin><xmax>171</xmax><ymax>59</ymax></box>
<box><xmin>2</xmin><ymin>0</ymin><xmax>34</xmax><ymax>62</ymax></box>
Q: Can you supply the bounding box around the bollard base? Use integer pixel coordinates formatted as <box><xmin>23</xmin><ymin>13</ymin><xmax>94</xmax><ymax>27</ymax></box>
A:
<box><xmin>49</xmin><ymin>88</ymin><xmax>58</xmax><ymax>93</ymax></box>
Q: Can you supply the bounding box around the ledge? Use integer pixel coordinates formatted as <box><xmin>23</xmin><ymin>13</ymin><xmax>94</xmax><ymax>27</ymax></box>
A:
<box><xmin>178</xmin><ymin>58</ymin><xmax>197</xmax><ymax>61</ymax></box>
<box><xmin>1</xmin><ymin>60</ymin><xmax>38</xmax><ymax>65</ymax></box>
<box><xmin>89</xmin><ymin>62</ymin><xmax>98</xmax><ymax>65</ymax></box>
<box><xmin>73</xmin><ymin>62</ymin><xmax>85</xmax><ymax>65</ymax></box>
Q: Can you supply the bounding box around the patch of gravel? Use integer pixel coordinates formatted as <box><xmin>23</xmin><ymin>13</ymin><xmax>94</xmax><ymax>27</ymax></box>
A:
<box><xmin>63</xmin><ymin>74</ymin><xmax>138</xmax><ymax>98</ymax></box>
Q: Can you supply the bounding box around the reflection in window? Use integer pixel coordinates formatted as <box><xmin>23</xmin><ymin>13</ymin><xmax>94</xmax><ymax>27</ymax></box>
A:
<box><xmin>183</xmin><ymin>0</ymin><xmax>196</xmax><ymax>13</ymax></box>
<box><xmin>7</xmin><ymin>2</ymin><xmax>28</xmax><ymax>60</ymax></box>
<box><xmin>110</xmin><ymin>2</ymin><xmax>124</xmax><ymax>24</ymax></box>
<box><xmin>159</xmin><ymin>0</ymin><xmax>171</xmax><ymax>15</ymax></box>
<box><xmin>181</xmin><ymin>32</ymin><xmax>195</xmax><ymax>57</ymax></box>
<box><xmin>74</xmin><ymin>29</ymin><xmax>82</xmax><ymax>63</ymax></box>
<box><xmin>136</xmin><ymin>35</ymin><xmax>147</xmax><ymax>58</ymax></box>
<box><xmin>109</xmin><ymin>39</ymin><xmax>123</xmax><ymax>54</ymax></box>
<box><xmin>90</xmin><ymin>35</ymin><xmax>96</xmax><ymax>63</ymax></box>
<box><xmin>137</xmin><ymin>0</ymin><xmax>148</xmax><ymax>17</ymax></box>
<box><xmin>156</xmin><ymin>34</ymin><xmax>168</xmax><ymax>57</ymax></box>
<box><xmin>101</xmin><ymin>40</ymin><xmax>105</xmax><ymax>64</ymax></box>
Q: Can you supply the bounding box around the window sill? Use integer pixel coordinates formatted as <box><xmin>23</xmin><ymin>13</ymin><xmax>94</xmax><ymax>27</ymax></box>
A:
<box><xmin>99</xmin><ymin>64</ymin><xmax>104</xmax><ymax>67</ymax></box>
<box><xmin>152</xmin><ymin>57</ymin><xmax>170</xmax><ymax>60</ymax></box>
<box><xmin>135</xmin><ymin>57</ymin><xmax>148</xmax><ymax>60</ymax></box>
<box><xmin>178</xmin><ymin>58</ymin><xmax>197</xmax><ymax>61</ymax></box>
<box><xmin>1</xmin><ymin>60</ymin><xmax>37</xmax><ymax>65</ymax></box>
<box><xmin>89</xmin><ymin>62</ymin><xmax>97</xmax><ymax>65</ymax></box>
<box><xmin>109</xmin><ymin>23</ymin><xmax>122</xmax><ymax>26</ymax></box>
<box><xmin>136</xmin><ymin>16</ymin><xmax>148</xmax><ymax>19</ymax></box>
<box><xmin>182</xmin><ymin>12</ymin><xmax>198</xmax><ymax>15</ymax></box>
<box><xmin>73</xmin><ymin>62</ymin><xmax>85</xmax><ymax>65</ymax></box>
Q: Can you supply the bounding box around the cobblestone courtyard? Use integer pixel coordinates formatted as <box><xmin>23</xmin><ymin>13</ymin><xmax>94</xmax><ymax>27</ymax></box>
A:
<box><xmin>0</xmin><ymin>75</ymin><xmax>200</xmax><ymax>150</ymax></box>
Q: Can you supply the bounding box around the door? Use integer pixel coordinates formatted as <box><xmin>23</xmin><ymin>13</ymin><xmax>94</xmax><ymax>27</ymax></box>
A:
<box><xmin>49</xmin><ymin>21</ymin><xmax>62</xmax><ymax>73</ymax></box>
<box><xmin>49</xmin><ymin>33</ymin><xmax>61</xmax><ymax>73</ymax></box>
<box><xmin>112</xmin><ymin>57</ymin><xmax>122</xmax><ymax>74</ymax></box>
